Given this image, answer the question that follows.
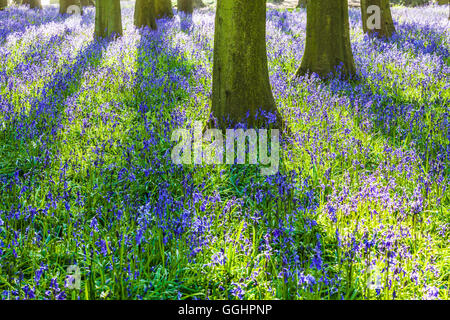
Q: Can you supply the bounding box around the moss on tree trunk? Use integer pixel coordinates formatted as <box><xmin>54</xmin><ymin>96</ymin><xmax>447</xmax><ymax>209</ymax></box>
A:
<box><xmin>135</xmin><ymin>0</ymin><xmax>157</xmax><ymax>30</ymax></box>
<box><xmin>295</xmin><ymin>0</ymin><xmax>355</xmax><ymax>79</ymax></box>
<box><xmin>22</xmin><ymin>0</ymin><xmax>43</xmax><ymax>9</ymax></box>
<box><xmin>95</xmin><ymin>0</ymin><xmax>122</xmax><ymax>38</ymax></box>
<box><xmin>155</xmin><ymin>0</ymin><xmax>173</xmax><ymax>19</ymax></box>
<box><xmin>59</xmin><ymin>0</ymin><xmax>83</xmax><ymax>15</ymax></box>
<box><xmin>361</xmin><ymin>0</ymin><xmax>395</xmax><ymax>38</ymax></box>
<box><xmin>212</xmin><ymin>0</ymin><xmax>279</xmax><ymax>129</ymax></box>
<box><xmin>178</xmin><ymin>0</ymin><xmax>193</xmax><ymax>14</ymax></box>
<box><xmin>80</xmin><ymin>0</ymin><xmax>95</xmax><ymax>6</ymax></box>
<box><xmin>297</xmin><ymin>0</ymin><xmax>307</xmax><ymax>8</ymax></box>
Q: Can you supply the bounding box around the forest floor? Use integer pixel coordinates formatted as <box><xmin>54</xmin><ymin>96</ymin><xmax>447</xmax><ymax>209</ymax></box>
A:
<box><xmin>199</xmin><ymin>0</ymin><xmax>362</xmax><ymax>9</ymax></box>
<box><xmin>0</xmin><ymin>3</ymin><xmax>448</xmax><ymax>301</ymax></box>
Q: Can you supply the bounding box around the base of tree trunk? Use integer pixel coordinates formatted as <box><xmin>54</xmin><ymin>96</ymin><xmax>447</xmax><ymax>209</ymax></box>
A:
<box><xmin>212</xmin><ymin>0</ymin><xmax>284</xmax><ymax>130</ymax></box>
<box><xmin>94</xmin><ymin>0</ymin><xmax>123</xmax><ymax>38</ymax></box>
<box><xmin>155</xmin><ymin>0</ymin><xmax>173</xmax><ymax>19</ymax></box>
<box><xmin>295</xmin><ymin>0</ymin><xmax>356</xmax><ymax>79</ymax></box>
<box><xmin>178</xmin><ymin>0</ymin><xmax>193</xmax><ymax>14</ymax></box>
<box><xmin>297</xmin><ymin>0</ymin><xmax>307</xmax><ymax>8</ymax></box>
<box><xmin>135</xmin><ymin>0</ymin><xmax>157</xmax><ymax>30</ymax></box>
<box><xmin>22</xmin><ymin>0</ymin><xmax>43</xmax><ymax>9</ymax></box>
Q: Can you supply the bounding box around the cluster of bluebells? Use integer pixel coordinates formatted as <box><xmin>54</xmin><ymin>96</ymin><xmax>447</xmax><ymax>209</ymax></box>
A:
<box><xmin>0</xmin><ymin>3</ymin><xmax>448</xmax><ymax>300</ymax></box>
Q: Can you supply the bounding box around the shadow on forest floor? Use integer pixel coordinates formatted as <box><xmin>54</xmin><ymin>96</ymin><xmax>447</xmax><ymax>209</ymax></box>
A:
<box><xmin>133</xmin><ymin>21</ymin><xmax>196</xmax><ymax>122</ymax></box>
<box><xmin>0</xmin><ymin>6</ymin><xmax>71</xmax><ymax>44</ymax></box>
<box><xmin>0</xmin><ymin>38</ymin><xmax>108</xmax><ymax>179</ymax></box>
<box><xmin>391</xmin><ymin>21</ymin><xmax>449</xmax><ymax>58</ymax></box>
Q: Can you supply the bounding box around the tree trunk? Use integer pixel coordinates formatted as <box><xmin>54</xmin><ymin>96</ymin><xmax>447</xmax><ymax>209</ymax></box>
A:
<box><xmin>80</xmin><ymin>0</ymin><xmax>95</xmax><ymax>6</ymax></box>
<box><xmin>135</xmin><ymin>0</ymin><xmax>157</xmax><ymax>30</ymax></box>
<box><xmin>94</xmin><ymin>0</ymin><xmax>122</xmax><ymax>38</ymax></box>
<box><xmin>60</xmin><ymin>0</ymin><xmax>83</xmax><ymax>15</ymax></box>
<box><xmin>295</xmin><ymin>0</ymin><xmax>355</xmax><ymax>79</ymax></box>
<box><xmin>361</xmin><ymin>0</ymin><xmax>395</xmax><ymax>38</ymax></box>
<box><xmin>297</xmin><ymin>0</ymin><xmax>307</xmax><ymax>8</ymax></box>
<box><xmin>212</xmin><ymin>0</ymin><xmax>279</xmax><ymax>129</ymax></box>
<box><xmin>0</xmin><ymin>0</ymin><xmax>7</xmax><ymax>10</ymax></box>
<box><xmin>193</xmin><ymin>0</ymin><xmax>205</xmax><ymax>8</ymax></box>
<box><xmin>154</xmin><ymin>0</ymin><xmax>173</xmax><ymax>19</ymax></box>
<box><xmin>22</xmin><ymin>0</ymin><xmax>42</xmax><ymax>9</ymax></box>
<box><xmin>177</xmin><ymin>0</ymin><xmax>193</xmax><ymax>14</ymax></box>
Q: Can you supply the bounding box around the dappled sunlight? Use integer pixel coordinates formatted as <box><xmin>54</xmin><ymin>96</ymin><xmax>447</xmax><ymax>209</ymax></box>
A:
<box><xmin>0</xmin><ymin>2</ymin><xmax>448</xmax><ymax>301</ymax></box>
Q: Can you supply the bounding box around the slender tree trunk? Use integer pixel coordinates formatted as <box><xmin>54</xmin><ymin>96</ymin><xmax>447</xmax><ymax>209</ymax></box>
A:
<box><xmin>212</xmin><ymin>0</ymin><xmax>279</xmax><ymax>129</ymax></box>
<box><xmin>177</xmin><ymin>0</ymin><xmax>193</xmax><ymax>14</ymax></box>
<box><xmin>0</xmin><ymin>0</ymin><xmax>7</xmax><ymax>10</ymax></box>
<box><xmin>361</xmin><ymin>0</ymin><xmax>395</xmax><ymax>38</ymax></box>
<box><xmin>95</xmin><ymin>0</ymin><xmax>122</xmax><ymax>38</ymax></box>
<box><xmin>295</xmin><ymin>0</ymin><xmax>355</xmax><ymax>79</ymax></box>
<box><xmin>193</xmin><ymin>0</ymin><xmax>205</xmax><ymax>8</ymax></box>
<box><xmin>22</xmin><ymin>0</ymin><xmax>42</xmax><ymax>9</ymax></box>
<box><xmin>134</xmin><ymin>0</ymin><xmax>157</xmax><ymax>30</ymax></box>
<box><xmin>297</xmin><ymin>0</ymin><xmax>307</xmax><ymax>8</ymax></box>
<box><xmin>154</xmin><ymin>0</ymin><xmax>173</xmax><ymax>19</ymax></box>
<box><xmin>60</xmin><ymin>0</ymin><xmax>83</xmax><ymax>15</ymax></box>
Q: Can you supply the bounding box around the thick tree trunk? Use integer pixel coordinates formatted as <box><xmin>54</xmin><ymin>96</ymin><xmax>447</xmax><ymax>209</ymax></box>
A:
<box><xmin>177</xmin><ymin>0</ymin><xmax>193</xmax><ymax>14</ymax></box>
<box><xmin>297</xmin><ymin>0</ymin><xmax>307</xmax><ymax>8</ymax></box>
<box><xmin>59</xmin><ymin>0</ymin><xmax>83</xmax><ymax>15</ymax></box>
<box><xmin>0</xmin><ymin>0</ymin><xmax>7</xmax><ymax>10</ymax></box>
<box><xmin>95</xmin><ymin>0</ymin><xmax>122</xmax><ymax>38</ymax></box>
<box><xmin>22</xmin><ymin>0</ymin><xmax>42</xmax><ymax>9</ymax></box>
<box><xmin>154</xmin><ymin>0</ymin><xmax>173</xmax><ymax>19</ymax></box>
<box><xmin>361</xmin><ymin>0</ymin><xmax>395</xmax><ymax>38</ymax></box>
<box><xmin>295</xmin><ymin>0</ymin><xmax>355</xmax><ymax>79</ymax></box>
<box><xmin>134</xmin><ymin>0</ymin><xmax>157</xmax><ymax>30</ymax></box>
<box><xmin>193</xmin><ymin>0</ymin><xmax>205</xmax><ymax>8</ymax></box>
<box><xmin>212</xmin><ymin>0</ymin><xmax>279</xmax><ymax>129</ymax></box>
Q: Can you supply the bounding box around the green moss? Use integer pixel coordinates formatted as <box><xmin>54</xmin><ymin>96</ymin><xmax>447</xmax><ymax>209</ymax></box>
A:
<box><xmin>296</xmin><ymin>0</ymin><xmax>356</xmax><ymax>78</ymax></box>
<box><xmin>212</xmin><ymin>0</ymin><xmax>278</xmax><ymax>129</ymax></box>
<box><xmin>95</xmin><ymin>0</ymin><xmax>123</xmax><ymax>39</ymax></box>
<box><xmin>135</xmin><ymin>0</ymin><xmax>157</xmax><ymax>30</ymax></box>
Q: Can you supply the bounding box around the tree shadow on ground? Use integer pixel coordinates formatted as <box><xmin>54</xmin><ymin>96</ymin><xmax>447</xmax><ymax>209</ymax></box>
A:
<box><xmin>390</xmin><ymin>21</ymin><xmax>449</xmax><ymax>58</ymax></box>
<box><xmin>133</xmin><ymin>21</ymin><xmax>196</xmax><ymax>124</ymax></box>
<box><xmin>0</xmin><ymin>6</ymin><xmax>71</xmax><ymax>43</ymax></box>
<box><xmin>0</xmin><ymin>38</ymin><xmax>108</xmax><ymax>179</ymax></box>
<box><xmin>325</xmin><ymin>64</ymin><xmax>448</xmax><ymax>176</ymax></box>
<box><xmin>315</xmin><ymin>14</ymin><xmax>450</xmax><ymax>172</ymax></box>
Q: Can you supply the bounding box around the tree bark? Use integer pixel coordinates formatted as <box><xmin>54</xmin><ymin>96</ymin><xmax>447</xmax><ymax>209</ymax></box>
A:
<box><xmin>22</xmin><ymin>0</ymin><xmax>43</xmax><ymax>9</ymax></box>
<box><xmin>297</xmin><ymin>0</ymin><xmax>307</xmax><ymax>8</ymax></box>
<box><xmin>295</xmin><ymin>0</ymin><xmax>355</xmax><ymax>79</ymax></box>
<box><xmin>80</xmin><ymin>0</ymin><xmax>95</xmax><ymax>6</ymax></box>
<box><xmin>361</xmin><ymin>0</ymin><xmax>395</xmax><ymax>38</ymax></box>
<box><xmin>135</xmin><ymin>0</ymin><xmax>157</xmax><ymax>30</ymax></box>
<box><xmin>193</xmin><ymin>0</ymin><xmax>205</xmax><ymax>8</ymax></box>
<box><xmin>60</xmin><ymin>0</ymin><xmax>83</xmax><ymax>15</ymax></box>
<box><xmin>154</xmin><ymin>0</ymin><xmax>173</xmax><ymax>19</ymax></box>
<box><xmin>0</xmin><ymin>0</ymin><xmax>7</xmax><ymax>10</ymax></box>
<box><xmin>95</xmin><ymin>0</ymin><xmax>122</xmax><ymax>38</ymax></box>
<box><xmin>178</xmin><ymin>0</ymin><xmax>193</xmax><ymax>14</ymax></box>
<box><xmin>212</xmin><ymin>0</ymin><xmax>279</xmax><ymax>129</ymax></box>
